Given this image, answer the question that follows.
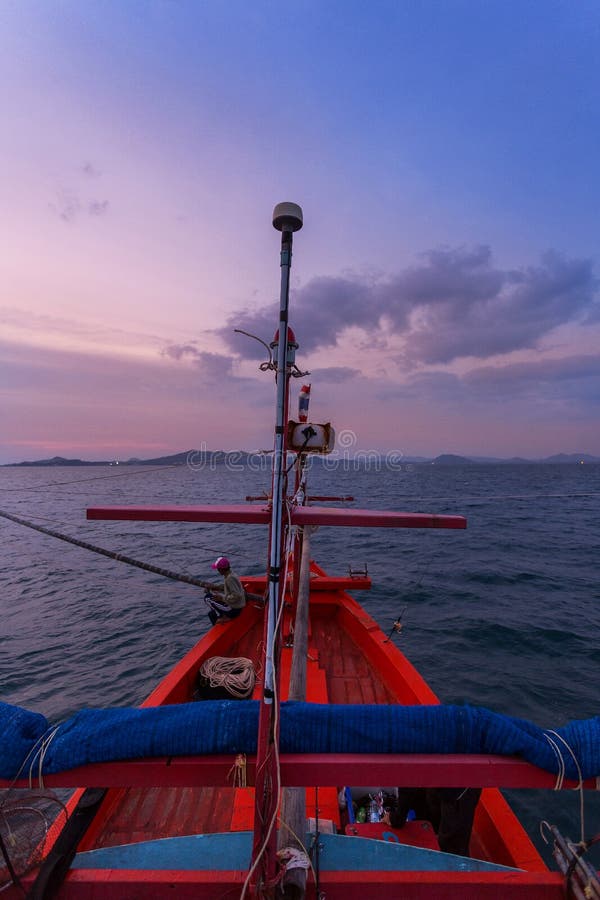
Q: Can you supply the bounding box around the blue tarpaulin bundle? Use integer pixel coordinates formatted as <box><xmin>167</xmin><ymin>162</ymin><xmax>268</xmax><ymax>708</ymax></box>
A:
<box><xmin>1</xmin><ymin>699</ymin><xmax>599</xmax><ymax>781</ymax></box>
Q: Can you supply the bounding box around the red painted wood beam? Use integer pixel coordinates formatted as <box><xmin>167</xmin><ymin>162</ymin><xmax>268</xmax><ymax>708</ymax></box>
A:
<box><xmin>86</xmin><ymin>505</ymin><xmax>465</xmax><ymax>529</ymax></box>
<box><xmin>314</xmin><ymin>872</ymin><xmax>566</xmax><ymax>899</ymax></box>
<box><xmin>86</xmin><ymin>504</ymin><xmax>271</xmax><ymax>524</ymax></box>
<box><xmin>29</xmin><ymin>869</ymin><xmax>567</xmax><ymax>899</ymax></box>
<box><xmin>242</xmin><ymin>575</ymin><xmax>372</xmax><ymax>591</ymax></box>
<box><xmin>4</xmin><ymin>753</ymin><xmax>594</xmax><ymax>790</ymax></box>
<box><xmin>309</xmin><ymin>575</ymin><xmax>372</xmax><ymax>591</ymax></box>
<box><xmin>292</xmin><ymin>507</ymin><xmax>467</xmax><ymax>529</ymax></box>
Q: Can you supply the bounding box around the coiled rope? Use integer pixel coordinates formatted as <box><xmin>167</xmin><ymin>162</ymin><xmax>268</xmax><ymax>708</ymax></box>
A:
<box><xmin>198</xmin><ymin>657</ymin><xmax>256</xmax><ymax>699</ymax></box>
<box><xmin>0</xmin><ymin>509</ymin><xmax>216</xmax><ymax>592</ymax></box>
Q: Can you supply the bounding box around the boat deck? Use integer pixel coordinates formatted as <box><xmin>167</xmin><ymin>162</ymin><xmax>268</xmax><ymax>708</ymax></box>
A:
<box><xmin>80</xmin><ymin>600</ymin><xmax>397</xmax><ymax>851</ymax></box>
<box><xmin>75</xmin><ymin>591</ymin><xmax>544</xmax><ymax>877</ymax></box>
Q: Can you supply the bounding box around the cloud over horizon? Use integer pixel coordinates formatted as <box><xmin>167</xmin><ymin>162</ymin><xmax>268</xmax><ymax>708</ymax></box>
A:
<box><xmin>161</xmin><ymin>343</ymin><xmax>235</xmax><ymax>380</ymax></box>
<box><xmin>218</xmin><ymin>246</ymin><xmax>599</xmax><ymax>368</ymax></box>
<box><xmin>2</xmin><ymin>241</ymin><xmax>599</xmax><ymax>461</ymax></box>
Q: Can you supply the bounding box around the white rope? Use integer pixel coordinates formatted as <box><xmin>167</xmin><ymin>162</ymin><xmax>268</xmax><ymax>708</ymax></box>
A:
<box><xmin>277</xmin><ymin>817</ymin><xmax>317</xmax><ymax>883</ymax></box>
<box><xmin>543</xmin><ymin>731</ymin><xmax>566</xmax><ymax>791</ymax></box>
<box><xmin>0</xmin><ymin>724</ymin><xmax>62</xmax><ymax>794</ymax></box>
<box><xmin>545</xmin><ymin>730</ymin><xmax>584</xmax><ymax>789</ymax></box>
<box><xmin>277</xmin><ymin>846</ymin><xmax>311</xmax><ymax>871</ymax></box>
<box><xmin>227</xmin><ymin>754</ymin><xmax>247</xmax><ymax>788</ymax></box>
<box><xmin>198</xmin><ymin>657</ymin><xmax>255</xmax><ymax>700</ymax></box>
<box><xmin>30</xmin><ymin>726</ymin><xmax>61</xmax><ymax>789</ymax></box>
<box><xmin>546</xmin><ymin>729</ymin><xmax>586</xmax><ymax>842</ymax></box>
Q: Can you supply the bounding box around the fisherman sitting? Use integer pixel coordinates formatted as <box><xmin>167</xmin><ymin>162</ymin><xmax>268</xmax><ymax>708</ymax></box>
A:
<box><xmin>204</xmin><ymin>556</ymin><xmax>246</xmax><ymax>625</ymax></box>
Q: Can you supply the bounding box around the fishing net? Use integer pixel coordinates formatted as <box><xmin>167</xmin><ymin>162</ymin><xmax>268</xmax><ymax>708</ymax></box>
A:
<box><xmin>0</xmin><ymin>787</ymin><xmax>68</xmax><ymax>890</ymax></box>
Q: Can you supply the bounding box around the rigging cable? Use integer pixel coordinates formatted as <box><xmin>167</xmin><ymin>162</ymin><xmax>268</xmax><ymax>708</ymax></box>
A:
<box><xmin>0</xmin><ymin>465</ymin><xmax>183</xmax><ymax>492</ymax></box>
<box><xmin>2</xmin><ymin>511</ymin><xmax>261</xmax><ymax>563</ymax></box>
<box><xmin>391</xmin><ymin>490</ymin><xmax>600</xmax><ymax>504</ymax></box>
<box><xmin>0</xmin><ymin>510</ymin><xmax>219</xmax><ymax>592</ymax></box>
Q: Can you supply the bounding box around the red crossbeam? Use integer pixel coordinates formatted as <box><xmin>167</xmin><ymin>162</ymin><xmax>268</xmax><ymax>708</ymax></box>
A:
<box><xmin>86</xmin><ymin>504</ymin><xmax>271</xmax><ymax>524</ymax></box>
<box><xmin>292</xmin><ymin>507</ymin><xmax>467</xmax><ymax>529</ymax></box>
<box><xmin>2</xmin><ymin>754</ymin><xmax>591</xmax><ymax>790</ymax></box>
<box><xmin>86</xmin><ymin>505</ymin><xmax>466</xmax><ymax>529</ymax></box>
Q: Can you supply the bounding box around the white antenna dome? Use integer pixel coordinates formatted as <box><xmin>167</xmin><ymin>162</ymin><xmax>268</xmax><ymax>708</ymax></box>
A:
<box><xmin>272</xmin><ymin>202</ymin><xmax>303</xmax><ymax>232</ymax></box>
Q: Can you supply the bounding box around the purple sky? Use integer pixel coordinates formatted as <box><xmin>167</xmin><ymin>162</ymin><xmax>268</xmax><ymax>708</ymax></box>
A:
<box><xmin>2</xmin><ymin>1</ymin><xmax>599</xmax><ymax>462</ymax></box>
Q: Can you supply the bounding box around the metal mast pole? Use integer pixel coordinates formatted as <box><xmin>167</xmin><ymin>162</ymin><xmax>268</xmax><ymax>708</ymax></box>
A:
<box><xmin>251</xmin><ymin>202</ymin><xmax>303</xmax><ymax>895</ymax></box>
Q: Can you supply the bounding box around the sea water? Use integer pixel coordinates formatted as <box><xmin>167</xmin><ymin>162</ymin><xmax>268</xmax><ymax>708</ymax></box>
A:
<box><xmin>1</xmin><ymin>461</ymin><xmax>599</xmax><ymax>864</ymax></box>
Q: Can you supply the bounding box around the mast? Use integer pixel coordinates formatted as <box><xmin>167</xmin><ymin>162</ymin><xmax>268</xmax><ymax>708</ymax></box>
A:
<box><xmin>250</xmin><ymin>202</ymin><xmax>303</xmax><ymax>895</ymax></box>
<box><xmin>278</xmin><ymin>522</ymin><xmax>311</xmax><ymax>899</ymax></box>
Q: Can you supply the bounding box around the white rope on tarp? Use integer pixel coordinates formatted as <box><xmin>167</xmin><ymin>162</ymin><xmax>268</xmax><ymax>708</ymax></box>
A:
<box><xmin>544</xmin><ymin>729</ymin><xmax>586</xmax><ymax>843</ymax></box>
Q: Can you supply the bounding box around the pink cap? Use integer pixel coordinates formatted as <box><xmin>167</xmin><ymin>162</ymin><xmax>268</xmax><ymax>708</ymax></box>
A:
<box><xmin>212</xmin><ymin>556</ymin><xmax>230</xmax><ymax>571</ymax></box>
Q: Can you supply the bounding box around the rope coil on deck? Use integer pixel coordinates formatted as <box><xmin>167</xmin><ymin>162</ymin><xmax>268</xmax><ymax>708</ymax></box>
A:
<box><xmin>198</xmin><ymin>657</ymin><xmax>256</xmax><ymax>700</ymax></box>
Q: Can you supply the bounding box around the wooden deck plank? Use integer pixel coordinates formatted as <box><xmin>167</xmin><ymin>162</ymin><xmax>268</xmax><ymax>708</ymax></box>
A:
<box><xmin>86</xmin><ymin>785</ymin><xmax>236</xmax><ymax>849</ymax></box>
<box><xmin>312</xmin><ymin>603</ymin><xmax>427</xmax><ymax>705</ymax></box>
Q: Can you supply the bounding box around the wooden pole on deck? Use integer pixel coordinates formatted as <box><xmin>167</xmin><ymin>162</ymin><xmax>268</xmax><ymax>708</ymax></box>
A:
<box><xmin>278</xmin><ymin>527</ymin><xmax>312</xmax><ymax>899</ymax></box>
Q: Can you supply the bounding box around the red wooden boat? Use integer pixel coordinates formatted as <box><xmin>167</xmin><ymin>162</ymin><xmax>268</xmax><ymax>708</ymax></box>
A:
<box><xmin>2</xmin><ymin>204</ymin><xmax>597</xmax><ymax>899</ymax></box>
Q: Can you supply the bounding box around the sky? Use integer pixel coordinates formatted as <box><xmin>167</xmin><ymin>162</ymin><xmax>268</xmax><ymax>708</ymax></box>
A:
<box><xmin>1</xmin><ymin>0</ymin><xmax>599</xmax><ymax>463</ymax></box>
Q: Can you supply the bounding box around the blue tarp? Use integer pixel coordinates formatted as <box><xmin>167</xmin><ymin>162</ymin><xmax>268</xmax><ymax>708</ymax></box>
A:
<box><xmin>1</xmin><ymin>699</ymin><xmax>599</xmax><ymax>781</ymax></box>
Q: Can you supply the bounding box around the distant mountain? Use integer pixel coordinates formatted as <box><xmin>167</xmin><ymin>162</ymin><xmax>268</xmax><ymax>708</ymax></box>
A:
<box><xmin>541</xmin><ymin>453</ymin><xmax>599</xmax><ymax>464</ymax></box>
<box><xmin>428</xmin><ymin>454</ymin><xmax>475</xmax><ymax>466</ymax></box>
<box><xmin>6</xmin><ymin>456</ymin><xmax>107</xmax><ymax>467</ymax></box>
<box><xmin>4</xmin><ymin>449</ymin><xmax>257</xmax><ymax>467</ymax></box>
<box><xmin>129</xmin><ymin>450</ymin><xmax>196</xmax><ymax>466</ymax></box>
<box><xmin>421</xmin><ymin>453</ymin><xmax>600</xmax><ymax>465</ymax></box>
<box><xmin>4</xmin><ymin>449</ymin><xmax>600</xmax><ymax>467</ymax></box>
<box><xmin>468</xmin><ymin>455</ymin><xmax>550</xmax><ymax>464</ymax></box>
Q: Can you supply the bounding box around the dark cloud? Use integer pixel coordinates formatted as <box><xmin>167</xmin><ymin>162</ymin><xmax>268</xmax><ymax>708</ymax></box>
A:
<box><xmin>464</xmin><ymin>354</ymin><xmax>600</xmax><ymax>417</ymax></box>
<box><xmin>218</xmin><ymin>274</ymin><xmax>372</xmax><ymax>358</ymax></box>
<box><xmin>1</xmin><ymin>339</ymin><xmax>244</xmax><ymax>411</ymax></box>
<box><xmin>372</xmin><ymin>353</ymin><xmax>600</xmax><ymax>425</ymax></box>
<box><xmin>162</xmin><ymin>343</ymin><xmax>199</xmax><ymax>361</ymax></box>
<box><xmin>88</xmin><ymin>200</ymin><xmax>109</xmax><ymax>216</ymax></box>
<box><xmin>196</xmin><ymin>351</ymin><xmax>234</xmax><ymax>380</ymax></box>
<box><xmin>403</xmin><ymin>251</ymin><xmax>597</xmax><ymax>365</ymax></box>
<box><xmin>81</xmin><ymin>162</ymin><xmax>101</xmax><ymax>177</ymax></box>
<box><xmin>50</xmin><ymin>189</ymin><xmax>109</xmax><ymax>221</ymax></box>
<box><xmin>465</xmin><ymin>354</ymin><xmax>600</xmax><ymax>391</ymax></box>
<box><xmin>51</xmin><ymin>191</ymin><xmax>81</xmax><ymax>223</ymax></box>
<box><xmin>218</xmin><ymin>247</ymin><xmax>598</xmax><ymax>367</ymax></box>
<box><xmin>162</xmin><ymin>343</ymin><xmax>234</xmax><ymax>380</ymax></box>
<box><xmin>376</xmin><ymin>371</ymin><xmax>462</xmax><ymax>404</ymax></box>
